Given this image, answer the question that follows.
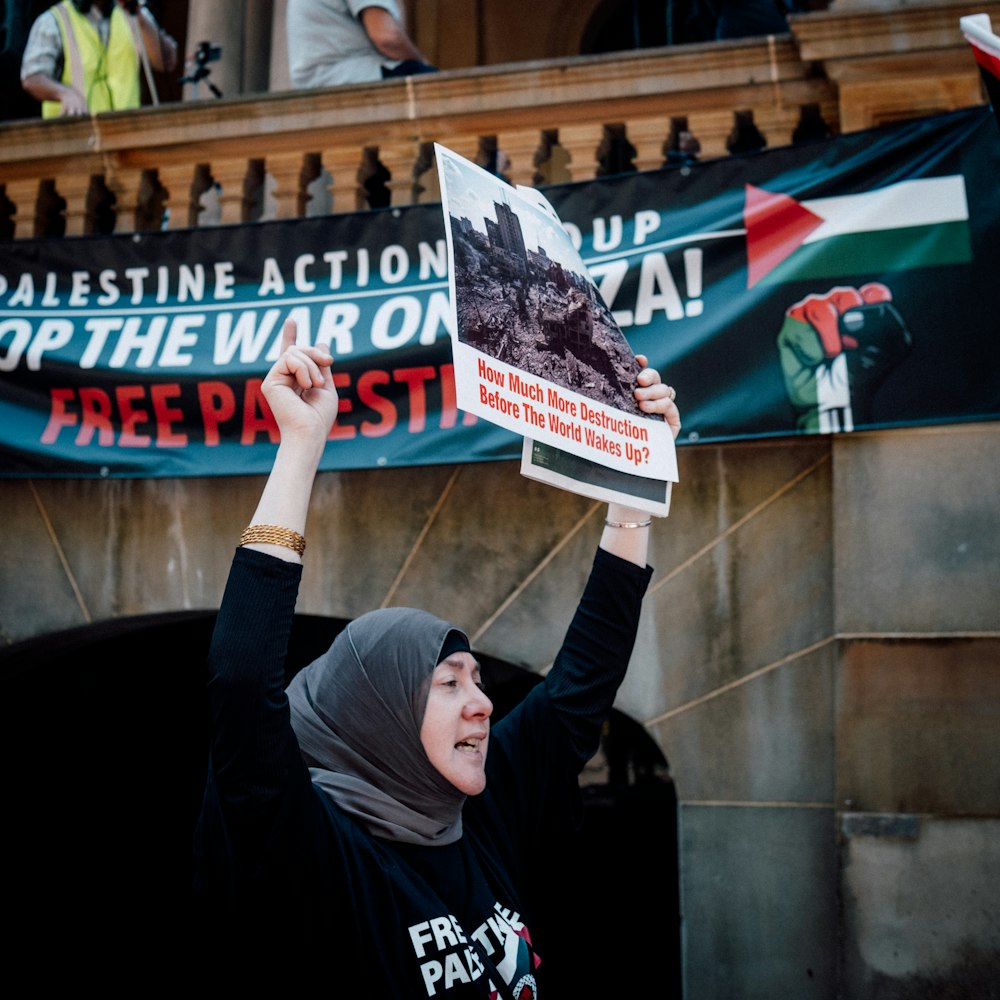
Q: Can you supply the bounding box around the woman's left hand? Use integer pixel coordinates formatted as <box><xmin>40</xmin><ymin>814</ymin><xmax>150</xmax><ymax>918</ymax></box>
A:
<box><xmin>634</xmin><ymin>354</ymin><xmax>681</xmax><ymax>440</ymax></box>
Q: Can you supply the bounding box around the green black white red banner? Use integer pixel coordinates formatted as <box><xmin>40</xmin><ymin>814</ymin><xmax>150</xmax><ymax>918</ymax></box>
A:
<box><xmin>1</xmin><ymin>105</ymin><xmax>998</xmax><ymax>478</ymax></box>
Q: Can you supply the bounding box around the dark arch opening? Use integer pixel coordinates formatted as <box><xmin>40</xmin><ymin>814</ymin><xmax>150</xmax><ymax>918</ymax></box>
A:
<box><xmin>0</xmin><ymin>612</ymin><xmax>681</xmax><ymax>994</ymax></box>
<box><xmin>579</xmin><ymin>0</ymin><xmax>716</xmax><ymax>56</ymax></box>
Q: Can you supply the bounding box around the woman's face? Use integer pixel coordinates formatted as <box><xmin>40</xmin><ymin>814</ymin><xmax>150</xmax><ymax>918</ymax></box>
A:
<box><xmin>420</xmin><ymin>652</ymin><xmax>493</xmax><ymax>795</ymax></box>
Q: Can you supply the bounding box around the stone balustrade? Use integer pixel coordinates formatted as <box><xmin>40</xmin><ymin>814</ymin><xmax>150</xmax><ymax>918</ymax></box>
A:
<box><xmin>0</xmin><ymin>1</ymin><xmax>993</xmax><ymax>239</ymax></box>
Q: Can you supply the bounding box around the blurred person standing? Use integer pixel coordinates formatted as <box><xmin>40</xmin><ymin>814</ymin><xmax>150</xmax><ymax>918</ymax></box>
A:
<box><xmin>21</xmin><ymin>0</ymin><xmax>177</xmax><ymax>118</ymax></box>
<box><xmin>287</xmin><ymin>0</ymin><xmax>435</xmax><ymax>88</ymax></box>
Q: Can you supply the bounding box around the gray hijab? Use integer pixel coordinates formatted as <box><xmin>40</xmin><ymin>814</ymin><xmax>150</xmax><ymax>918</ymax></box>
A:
<box><xmin>286</xmin><ymin>606</ymin><xmax>472</xmax><ymax>846</ymax></box>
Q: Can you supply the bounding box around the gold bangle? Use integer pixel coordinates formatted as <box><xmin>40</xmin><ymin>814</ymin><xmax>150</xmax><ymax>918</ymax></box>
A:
<box><xmin>605</xmin><ymin>518</ymin><xmax>651</xmax><ymax>529</ymax></box>
<box><xmin>239</xmin><ymin>523</ymin><xmax>306</xmax><ymax>555</ymax></box>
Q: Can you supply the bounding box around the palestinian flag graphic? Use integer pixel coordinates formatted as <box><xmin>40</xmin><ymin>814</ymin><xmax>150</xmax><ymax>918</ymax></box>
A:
<box><xmin>961</xmin><ymin>13</ymin><xmax>1000</xmax><ymax>131</ymax></box>
<box><xmin>744</xmin><ymin>176</ymin><xmax>972</xmax><ymax>288</ymax></box>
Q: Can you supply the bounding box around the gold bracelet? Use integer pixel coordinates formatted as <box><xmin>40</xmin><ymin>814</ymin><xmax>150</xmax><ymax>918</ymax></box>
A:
<box><xmin>605</xmin><ymin>518</ymin><xmax>652</xmax><ymax>529</ymax></box>
<box><xmin>239</xmin><ymin>523</ymin><xmax>306</xmax><ymax>555</ymax></box>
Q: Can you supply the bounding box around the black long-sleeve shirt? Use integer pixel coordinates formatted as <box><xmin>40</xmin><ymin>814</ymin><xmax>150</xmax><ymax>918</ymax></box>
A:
<box><xmin>194</xmin><ymin>545</ymin><xmax>651</xmax><ymax>997</ymax></box>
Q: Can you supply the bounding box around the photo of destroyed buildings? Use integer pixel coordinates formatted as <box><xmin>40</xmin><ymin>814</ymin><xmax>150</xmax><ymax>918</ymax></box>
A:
<box><xmin>443</xmin><ymin>156</ymin><xmax>646</xmax><ymax>418</ymax></box>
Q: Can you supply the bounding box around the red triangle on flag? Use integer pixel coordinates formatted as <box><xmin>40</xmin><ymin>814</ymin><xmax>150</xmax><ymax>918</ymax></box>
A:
<box><xmin>744</xmin><ymin>184</ymin><xmax>824</xmax><ymax>288</ymax></box>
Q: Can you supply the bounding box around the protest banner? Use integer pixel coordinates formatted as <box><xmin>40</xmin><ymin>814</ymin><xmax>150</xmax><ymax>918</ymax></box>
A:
<box><xmin>1</xmin><ymin>106</ymin><xmax>997</xmax><ymax>479</ymax></box>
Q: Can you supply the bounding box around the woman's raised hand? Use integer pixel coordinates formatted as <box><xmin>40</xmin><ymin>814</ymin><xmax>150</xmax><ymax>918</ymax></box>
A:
<box><xmin>261</xmin><ymin>320</ymin><xmax>339</xmax><ymax>443</ymax></box>
<box><xmin>633</xmin><ymin>354</ymin><xmax>681</xmax><ymax>440</ymax></box>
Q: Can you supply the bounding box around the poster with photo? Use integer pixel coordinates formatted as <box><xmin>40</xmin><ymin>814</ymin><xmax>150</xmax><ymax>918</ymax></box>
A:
<box><xmin>435</xmin><ymin>143</ymin><xmax>677</xmax><ymax>515</ymax></box>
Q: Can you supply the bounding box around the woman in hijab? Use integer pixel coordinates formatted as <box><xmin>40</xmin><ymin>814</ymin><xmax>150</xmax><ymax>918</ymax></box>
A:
<box><xmin>194</xmin><ymin>319</ymin><xmax>681</xmax><ymax>995</ymax></box>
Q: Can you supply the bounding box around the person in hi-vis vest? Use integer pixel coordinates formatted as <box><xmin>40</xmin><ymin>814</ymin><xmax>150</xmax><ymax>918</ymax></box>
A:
<box><xmin>21</xmin><ymin>0</ymin><xmax>177</xmax><ymax>118</ymax></box>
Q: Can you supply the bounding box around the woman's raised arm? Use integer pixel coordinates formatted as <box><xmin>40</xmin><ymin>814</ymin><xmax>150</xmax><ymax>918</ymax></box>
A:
<box><xmin>241</xmin><ymin>319</ymin><xmax>338</xmax><ymax>563</ymax></box>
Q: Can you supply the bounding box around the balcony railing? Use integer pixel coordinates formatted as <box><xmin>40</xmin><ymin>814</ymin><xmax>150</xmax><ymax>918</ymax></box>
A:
<box><xmin>0</xmin><ymin>1</ymin><xmax>992</xmax><ymax>240</ymax></box>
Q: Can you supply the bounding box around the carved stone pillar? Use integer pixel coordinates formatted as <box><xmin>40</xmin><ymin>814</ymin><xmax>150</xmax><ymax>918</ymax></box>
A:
<box><xmin>106</xmin><ymin>166</ymin><xmax>146</xmax><ymax>234</ymax></box>
<box><xmin>266</xmin><ymin>152</ymin><xmax>308</xmax><ymax>220</ymax></box>
<box><xmin>53</xmin><ymin>173</ymin><xmax>94</xmax><ymax>236</ymax></box>
<box><xmin>495</xmin><ymin>128</ymin><xmax>545</xmax><ymax>188</ymax></box>
<box><xmin>322</xmin><ymin>148</ymin><xmax>364</xmax><ymax>215</ymax></box>
<box><xmin>157</xmin><ymin>164</ymin><xmax>198</xmax><ymax>229</ymax></box>
<box><xmin>685</xmin><ymin>110</ymin><xmax>736</xmax><ymax>160</ymax></box>
<box><xmin>533</xmin><ymin>130</ymin><xmax>571</xmax><ymax>186</ymax></box>
<box><xmin>4</xmin><ymin>179</ymin><xmax>42</xmax><ymax>239</ymax></box>
<box><xmin>557</xmin><ymin>124</ymin><xmax>604</xmax><ymax>183</ymax></box>
<box><xmin>376</xmin><ymin>140</ymin><xmax>422</xmax><ymax>208</ymax></box>
<box><xmin>625</xmin><ymin>119</ymin><xmax>670</xmax><ymax>173</ymax></box>
<box><xmin>208</xmin><ymin>159</ymin><xmax>252</xmax><ymax>226</ymax></box>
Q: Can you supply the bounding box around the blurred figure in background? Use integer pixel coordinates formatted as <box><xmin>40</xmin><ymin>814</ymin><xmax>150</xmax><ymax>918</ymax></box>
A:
<box><xmin>287</xmin><ymin>0</ymin><xmax>436</xmax><ymax>88</ymax></box>
<box><xmin>21</xmin><ymin>0</ymin><xmax>177</xmax><ymax>117</ymax></box>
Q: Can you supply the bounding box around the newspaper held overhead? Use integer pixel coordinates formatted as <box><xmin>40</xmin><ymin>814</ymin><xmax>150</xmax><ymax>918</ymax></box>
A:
<box><xmin>435</xmin><ymin>143</ymin><xmax>677</xmax><ymax>516</ymax></box>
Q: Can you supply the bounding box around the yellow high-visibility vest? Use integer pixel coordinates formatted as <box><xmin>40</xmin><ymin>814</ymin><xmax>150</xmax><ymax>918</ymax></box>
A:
<box><xmin>43</xmin><ymin>1</ymin><xmax>141</xmax><ymax>118</ymax></box>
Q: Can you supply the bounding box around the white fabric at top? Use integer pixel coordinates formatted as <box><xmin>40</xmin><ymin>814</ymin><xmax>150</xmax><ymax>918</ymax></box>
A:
<box><xmin>287</xmin><ymin>0</ymin><xmax>402</xmax><ymax>88</ymax></box>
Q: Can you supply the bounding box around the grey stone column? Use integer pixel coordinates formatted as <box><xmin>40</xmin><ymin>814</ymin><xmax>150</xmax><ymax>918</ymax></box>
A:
<box><xmin>184</xmin><ymin>1</ymin><xmax>276</xmax><ymax>99</ymax></box>
<box><xmin>270</xmin><ymin>0</ymin><xmax>292</xmax><ymax>91</ymax></box>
